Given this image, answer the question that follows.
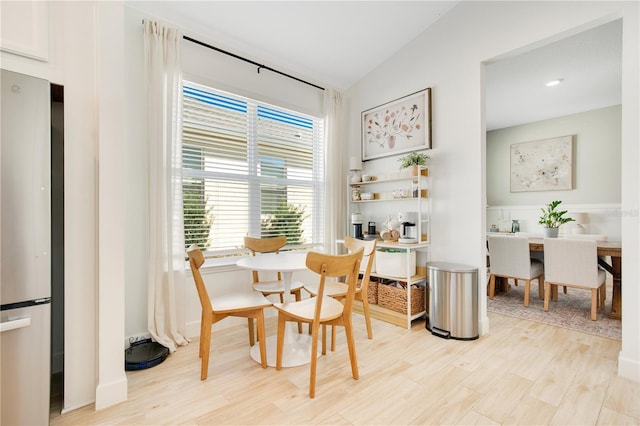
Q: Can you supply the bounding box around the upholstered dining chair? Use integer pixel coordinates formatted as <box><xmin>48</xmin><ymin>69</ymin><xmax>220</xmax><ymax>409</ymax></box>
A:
<box><xmin>187</xmin><ymin>244</ymin><xmax>272</xmax><ymax>380</ymax></box>
<box><xmin>244</xmin><ymin>236</ymin><xmax>305</xmax><ymax>333</ymax></box>
<box><xmin>273</xmin><ymin>248</ymin><xmax>364</xmax><ymax>399</ymax></box>
<box><xmin>303</xmin><ymin>237</ymin><xmax>377</xmax><ymax>349</ymax></box>
<box><xmin>543</xmin><ymin>238</ymin><xmax>606</xmax><ymax>321</ymax></box>
<box><xmin>487</xmin><ymin>235</ymin><xmax>545</xmax><ymax>306</ymax></box>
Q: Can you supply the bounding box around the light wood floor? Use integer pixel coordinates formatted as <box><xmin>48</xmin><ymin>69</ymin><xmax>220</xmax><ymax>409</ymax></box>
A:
<box><xmin>50</xmin><ymin>312</ymin><xmax>639</xmax><ymax>425</ymax></box>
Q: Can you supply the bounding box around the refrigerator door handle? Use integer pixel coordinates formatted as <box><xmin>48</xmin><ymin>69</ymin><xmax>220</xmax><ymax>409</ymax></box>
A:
<box><xmin>0</xmin><ymin>317</ymin><xmax>31</xmax><ymax>333</ymax></box>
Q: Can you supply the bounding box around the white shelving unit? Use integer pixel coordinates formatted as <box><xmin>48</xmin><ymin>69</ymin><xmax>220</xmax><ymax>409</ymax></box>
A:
<box><xmin>347</xmin><ymin>166</ymin><xmax>430</xmax><ymax>243</ymax></box>
<box><xmin>341</xmin><ymin>165</ymin><xmax>431</xmax><ymax>329</ymax></box>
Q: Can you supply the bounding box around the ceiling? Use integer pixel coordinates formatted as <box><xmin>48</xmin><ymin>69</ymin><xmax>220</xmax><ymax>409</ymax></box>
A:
<box><xmin>128</xmin><ymin>1</ymin><xmax>459</xmax><ymax>90</ymax></box>
<box><xmin>128</xmin><ymin>1</ymin><xmax>622</xmax><ymax>131</ymax></box>
<box><xmin>485</xmin><ymin>19</ymin><xmax>622</xmax><ymax>130</ymax></box>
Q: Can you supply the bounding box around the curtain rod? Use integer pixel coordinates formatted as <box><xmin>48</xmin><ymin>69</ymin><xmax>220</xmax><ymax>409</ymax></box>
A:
<box><xmin>183</xmin><ymin>35</ymin><xmax>325</xmax><ymax>91</ymax></box>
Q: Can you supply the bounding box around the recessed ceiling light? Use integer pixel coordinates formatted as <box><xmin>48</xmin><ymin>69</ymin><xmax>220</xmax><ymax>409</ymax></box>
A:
<box><xmin>546</xmin><ymin>78</ymin><xmax>564</xmax><ymax>87</ymax></box>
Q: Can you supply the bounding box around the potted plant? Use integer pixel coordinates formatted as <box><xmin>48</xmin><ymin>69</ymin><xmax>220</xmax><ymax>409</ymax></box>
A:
<box><xmin>538</xmin><ymin>200</ymin><xmax>574</xmax><ymax>237</ymax></box>
<box><xmin>398</xmin><ymin>151</ymin><xmax>430</xmax><ymax>176</ymax></box>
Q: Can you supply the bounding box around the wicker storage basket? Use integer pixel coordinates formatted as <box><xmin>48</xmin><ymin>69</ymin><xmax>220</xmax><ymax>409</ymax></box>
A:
<box><xmin>378</xmin><ymin>283</ymin><xmax>425</xmax><ymax>315</ymax></box>
<box><xmin>366</xmin><ymin>280</ymin><xmax>378</xmax><ymax>304</ymax></box>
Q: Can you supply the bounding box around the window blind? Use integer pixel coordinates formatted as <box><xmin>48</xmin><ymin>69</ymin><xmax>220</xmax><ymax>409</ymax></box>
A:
<box><xmin>182</xmin><ymin>82</ymin><xmax>324</xmax><ymax>258</ymax></box>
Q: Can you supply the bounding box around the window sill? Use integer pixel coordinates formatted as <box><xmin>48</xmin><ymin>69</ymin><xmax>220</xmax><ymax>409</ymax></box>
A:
<box><xmin>184</xmin><ymin>256</ymin><xmax>245</xmax><ymax>275</ymax></box>
<box><xmin>184</xmin><ymin>246</ymin><xmax>320</xmax><ymax>275</ymax></box>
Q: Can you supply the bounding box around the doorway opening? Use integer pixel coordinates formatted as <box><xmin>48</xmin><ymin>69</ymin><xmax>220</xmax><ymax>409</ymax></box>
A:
<box><xmin>50</xmin><ymin>83</ymin><xmax>65</xmax><ymax>416</ymax></box>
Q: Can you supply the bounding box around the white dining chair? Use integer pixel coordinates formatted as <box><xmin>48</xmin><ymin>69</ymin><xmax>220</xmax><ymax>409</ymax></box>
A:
<box><xmin>543</xmin><ymin>238</ymin><xmax>606</xmax><ymax>320</ymax></box>
<box><xmin>487</xmin><ymin>235</ymin><xmax>545</xmax><ymax>306</ymax></box>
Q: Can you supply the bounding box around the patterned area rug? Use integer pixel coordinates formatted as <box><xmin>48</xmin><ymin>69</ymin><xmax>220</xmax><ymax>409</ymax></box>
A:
<box><xmin>487</xmin><ymin>278</ymin><xmax>621</xmax><ymax>340</ymax></box>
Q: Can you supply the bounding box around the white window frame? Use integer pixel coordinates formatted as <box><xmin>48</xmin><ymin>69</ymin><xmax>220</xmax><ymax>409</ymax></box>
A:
<box><xmin>182</xmin><ymin>81</ymin><xmax>325</xmax><ymax>264</ymax></box>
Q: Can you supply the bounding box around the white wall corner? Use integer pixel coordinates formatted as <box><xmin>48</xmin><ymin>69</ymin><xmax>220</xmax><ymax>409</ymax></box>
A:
<box><xmin>478</xmin><ymin>316</ymin><xmax>490</xmax><ymax>336</ymax></box>
<box><xmin>618</xmin><ymin>353</ymin><xmax>640</xmax><ymax>383</ymax></box>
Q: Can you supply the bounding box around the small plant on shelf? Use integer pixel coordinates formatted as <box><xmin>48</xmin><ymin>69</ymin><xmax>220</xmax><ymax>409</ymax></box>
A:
<box><xmin>398</xmin><ymin>151</ymin><xmax>430</xmax><ymax>169</ymax></box>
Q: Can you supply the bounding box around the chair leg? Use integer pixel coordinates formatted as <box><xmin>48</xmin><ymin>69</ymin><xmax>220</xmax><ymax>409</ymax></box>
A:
<box><xmin>538</xmin><ymin>275</ymin><xmax>544</xmax><ymax>299</ymax></box>
<box><xmin>200</xmin><ymin>319</ymin><xmax>212</xmax><ymax>381</ymax></box>
<box><xmin>590</xmin><ymin>288</ymin><xmax>598</xmax><ymax>320</ymax></box>
<box><xmin>275</xmin><ymin>314</ymin><xmax>286</xmax><ymax>371</ymax></box>
<box><xmin>543</xmin><ymin>281</ymin><xmax>550</xmax><ymax>312</ymax></box>
<box><xmin>294</xmin><ymin>290</ymin><xmax>303</xmax><ymax>334</ymax></box>
<box><xmin>344</xmin><ymin>316</ymin><xmax>359</xmax><ymax>381</ymax></box>
<box><xmin>361</xmin><ymin>296</ymin><xmax>373</xmax><ymax>339</ymax></box>
<box><xmin>309</xmin><ymin>322</ymin><xmax>320</xmax><ymax>398</ymax></box>
<box><xmin>199</xmin><ymin>312</ymin><xmax>206</xmax><ymax>359</ymax></box>
<box><xmin>256</xmin><ymin>311</ymin><xmax>267</xmax><ymax>368</ymax></box>
<box><xmin>330</xmin><ymin>325</ymin><xmax>337</xmax><ymax>352</ymax></box>
<box><xmin>489</xmin><ymin>275</ymin><xmax>496</xmax><ymax>299</ymax></box>
<box><xmin>524</xmin><ymin>279</ymin><xmax>531</xmax><ymax>307</ymax></box>
<box><xmin>322</xmin><ymin>324</ymin><xmax>327</xmax><ymax>355</ymax></box>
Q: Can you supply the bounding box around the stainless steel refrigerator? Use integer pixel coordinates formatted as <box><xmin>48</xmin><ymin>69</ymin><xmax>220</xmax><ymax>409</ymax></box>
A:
<box><xmin>1</xmin><ymin>69</ymin><xmax>51</xmax><ymax>425</ymax></box>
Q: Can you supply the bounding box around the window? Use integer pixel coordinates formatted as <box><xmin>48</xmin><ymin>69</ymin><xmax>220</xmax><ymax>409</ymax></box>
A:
<box><xmin>182</xmin><ymin>82</ymin><xmax>325</xmax><ymax>259</ymax></box>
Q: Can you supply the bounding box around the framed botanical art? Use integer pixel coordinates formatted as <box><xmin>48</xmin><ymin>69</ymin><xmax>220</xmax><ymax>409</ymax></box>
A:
<box><xmin>361</xmin><ymin>88</ymin><xmax>431</xmax><ymax>161</ymax></box>
<box><xmin>510</xmin><ymin>135</ymin><xmax>574</xmax><ymax>192</ymax></box>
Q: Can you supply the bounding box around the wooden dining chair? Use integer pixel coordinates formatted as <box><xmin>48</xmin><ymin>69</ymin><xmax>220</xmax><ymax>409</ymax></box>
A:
<box><xmin>273</xmin><ymin>248</ymin><xmax>364</xmax><ymax>398</ymax></box>
<box><xmin>244</xmin><ymin>236</ymin><xmax>305</xmax><ymax>333</ymax></box>
<box><xmin>187</xmin><ymin>244</ymin><xmax>272</xmax><ymax>380</ymax></box>
<box><xmin>303</xmin><ymin>236</ymin><xmax>377</xmax><ymax>349</ymax></box>
<box><xmin>543</xmin><ymin>238</ymin><xmax>606</xmax><ymax>320</ymax></box>
<box><xmin>487</xmin><ymin>235</ymin><xmax>545</xmax><ymax>306</ymax></box>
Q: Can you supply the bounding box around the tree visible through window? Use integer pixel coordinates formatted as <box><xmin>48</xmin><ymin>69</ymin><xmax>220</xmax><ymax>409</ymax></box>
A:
<box><xmin>181</xmin><ymin>82</ymin><xmax>324</xmax><ymax>258</ymax></box>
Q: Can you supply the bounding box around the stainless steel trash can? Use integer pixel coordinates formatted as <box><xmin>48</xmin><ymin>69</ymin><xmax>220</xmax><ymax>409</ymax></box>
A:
<box><xmin>426</xmin><ymin>262</ymin><xmax>478</xmax><ymax>340</ymax></box>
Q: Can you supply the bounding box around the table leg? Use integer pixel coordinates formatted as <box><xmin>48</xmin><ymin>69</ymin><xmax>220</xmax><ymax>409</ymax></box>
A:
<box><xmin>609</xmin><ymin>256</ymin><xmax>622</xmax><ymax>319</ymax></box>
<box><xmin>250</xmin><ymin>271</ymin><xmax>319</xmax><ymax>367</ymax></box>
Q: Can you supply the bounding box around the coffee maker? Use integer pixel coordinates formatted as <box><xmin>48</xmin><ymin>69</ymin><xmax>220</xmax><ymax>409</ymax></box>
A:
<box><xmin>351</xmin><ymin>213</ymin><xmax>364</xmax><ymax>239</ymax></box>
<box><xmin>398</xmin><ymin>211</ymin><xmax>418</xmax><ymax>242</ymax></box>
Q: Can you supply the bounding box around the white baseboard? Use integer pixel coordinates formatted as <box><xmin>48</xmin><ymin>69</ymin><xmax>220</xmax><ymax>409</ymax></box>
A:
<box><xmin>479</xmin><ymin>315</ymin><xmax>490</xmax><ymax>336</ymax></box>
<box><xmin>95</xmin><ymin>375</ymin><xmax>128</xmax><ymax>410</ymax></box>
<box><xmin>618</xmin><ymin>352</ymin><xmax>640</xmax><ymax>383</ymax></box>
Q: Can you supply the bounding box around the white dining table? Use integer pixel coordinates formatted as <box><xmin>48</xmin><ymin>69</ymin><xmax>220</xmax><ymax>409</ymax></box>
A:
<box><xmin>236</xmin><ymin>251</ymin><xmax>319</xmax><ymax>367</ymax></box>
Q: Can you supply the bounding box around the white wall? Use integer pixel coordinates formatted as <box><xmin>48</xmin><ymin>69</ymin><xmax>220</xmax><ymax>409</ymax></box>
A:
<box><xmin>123</xmin><ymin>6</ymin><xmax>149</xmax><ymax>344</ymax></box>
<box><xmin>488</xmin><ymin>106</ymin><xmax>621</xmax><ymax>206</ymax></box>
<box><xmin>487</xmin><ymin>105</ymin><xmax>622</xmax><ymax>239</ymax></box>
<box><xmin>182</xmin><ymin>38</ymin><xmax>324</xmax><ymax>118</ymax></box>
<box><xmin>343</xmin><ymin>1</ymin><xmax>639</xmax><ymax>381</ymax></box>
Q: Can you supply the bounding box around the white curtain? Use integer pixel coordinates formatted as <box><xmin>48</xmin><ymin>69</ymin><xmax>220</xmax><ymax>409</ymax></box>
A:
<box><xmin>144</xmin><ymin>21</ymin><xmax>189</xmax><ymax>352</ymax></box>
<box><xmin>323</xmin><ymin>89</ymin><xmax>344</xmax><ymax>253</ymax></box>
